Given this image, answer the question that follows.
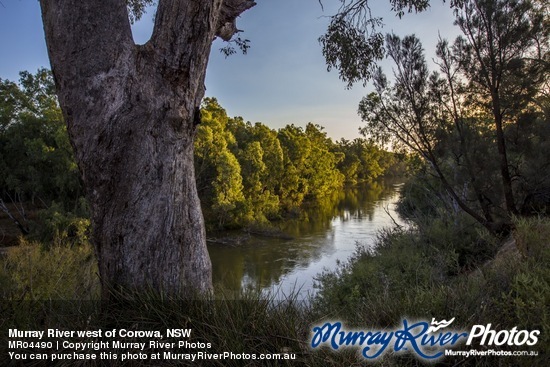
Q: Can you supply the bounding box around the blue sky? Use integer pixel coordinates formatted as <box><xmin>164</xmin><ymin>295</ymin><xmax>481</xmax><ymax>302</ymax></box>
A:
<box><xmin>0</xmin><ymin>0</ymin><xmax>459</xmax><ymax>140</ymax></box>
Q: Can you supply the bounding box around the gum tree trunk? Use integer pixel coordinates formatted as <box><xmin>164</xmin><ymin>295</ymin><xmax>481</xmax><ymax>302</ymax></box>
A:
<box><xmin>39</xmin><ymin>0</ymin><xmax>255</xmax><ymax>298</ymax></box>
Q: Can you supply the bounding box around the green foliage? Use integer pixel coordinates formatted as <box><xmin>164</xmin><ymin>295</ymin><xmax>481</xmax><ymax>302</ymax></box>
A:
<box><xmin>453</xmin><ymin>0</ymin><xmax>548</xmax><ymax>115</ymax></box>
<box><xmin>195</xmin><ymin>99</ymin><xmax>394</xmax><ymax>228</ymax></box>
<box><xmin>304</xmin><ymin>123</ymin><xmax>345</xmax><ymax>198</ymax></box>
<box><xmin>319</xmin><ymin>14</ymin><xmax>384</xmax><ymax>88</ymax></box>
<box><xmin>320</xmin><ymin>0</ymin><xmax>431</xmax><ymax>87</ymax></box>
<box><xmin>1</xmin><ymin>70</ymin><xmax>397</xmax><ymax>236</ymax></box>
<box><xmin>397</xmin><ymin>171</ymin><xmax>444</xmax><ymax>218</ymax></box>
<box><xmin>508</xmin><ymin>112</ymin><xmax>550</xmax><ymax>215</ymax></box>
<box><xmin>277</xmin><ymin>123</ymin><xmax>345</xmax><ymax>210</ymax></box>
<box><xmin>0</xmin><ymin>239</ymin><xmax>99</xmax><ymax>300</ymax></box>
<box><xmin>513</xmin><ymin>215</ymin><xmax>550</xmax><ymax>258</ymax></box>
<box><xmin>0</xmin><ymin>69</ymin><xmax>81</xmax><ymax>208</ymax></box>
<box><xmin>32</xmin><ymin>199</ymin><xmax>90</xmax><ymax>247</ymax></box>
<box><xmin>227</xmin><ymin>117</ymin><xmax>283</xmax><ymax>223</ymax></box>
<box><xmin>195</xmin><ymin>98</ymin><xmax>246</xmax><ymax>228</ymax></box>
<box><xmin>333</xmin><ymin>138</ymin><xmax>403</xmax><ymax>183</ymax></box>
<box><xmin>0</xmin><ymin>113</ymin><xmax>80</xmax><ymax>204</ymax></box>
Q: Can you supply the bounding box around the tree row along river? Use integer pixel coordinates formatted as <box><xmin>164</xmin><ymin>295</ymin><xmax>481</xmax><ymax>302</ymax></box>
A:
<box><xmin>207</xmin><ymin>179</ymin><xmax>405</xmax><ymax>299</ymax></box>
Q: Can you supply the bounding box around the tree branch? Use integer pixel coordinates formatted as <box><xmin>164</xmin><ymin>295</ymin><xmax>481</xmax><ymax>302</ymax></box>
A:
<box><xmin>40</xmin><ymin>0</ymin><xmax>134</xmax><ymax>81</ymax></box>
<box><xmin>216</xmin><ymin>0</ymin><xmax>256</xmax><ymax>41</ymax></box>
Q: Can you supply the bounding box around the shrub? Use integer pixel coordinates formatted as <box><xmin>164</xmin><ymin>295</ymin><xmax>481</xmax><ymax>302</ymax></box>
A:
<box><xmin>0</xmin><ymin>238</ymin><xmax>98</xmax><ymax>300</ymax></box>
<box><xmin>30</xmin><ymin>199</ymin><xmax>90</xmax><ymax>247</ymax></box>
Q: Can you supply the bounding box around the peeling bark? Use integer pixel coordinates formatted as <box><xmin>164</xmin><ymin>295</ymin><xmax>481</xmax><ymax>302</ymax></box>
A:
<box><xmin>39</xmin><ymin>0</ymin><xmax>255</xmax><ymax>298</ymax></box>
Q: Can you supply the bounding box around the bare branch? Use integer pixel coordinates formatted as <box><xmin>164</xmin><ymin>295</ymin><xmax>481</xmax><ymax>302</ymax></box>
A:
<box><xmin>216</xmin><ymin>0</ymin><xmax>256</xmax><ymax>41</ymax></box>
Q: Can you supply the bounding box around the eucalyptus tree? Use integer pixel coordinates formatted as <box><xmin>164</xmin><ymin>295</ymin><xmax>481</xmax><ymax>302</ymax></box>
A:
<box><xmin>319</xmin><ymin>0</ymin><xmax>431</xmax><ymax>88</ymax></box>
<box><xmin>194</xmin><ymin>98</ymin><xmax>246</xmax><ymax>229</ymax></box>
<box><xmin>39</xmin><ymin>0</ymin><xmax>255</xmax><ymax>298</ymax></box>
<box><xmin>338</xmin><ymin>138</ymin><xmax>391</xmax><ymax>182</ymax></box>
<box><xmin>226</xmin><ymin>120</ymin><xmax>281</xmax><ymax>224</ymax></box>
<box><xmin>34</xmin><ymin>0</ymin><xmax>420</xmax><ymax>298</ymax></box>
<box><xmin>429</xmin><ymin>0</ymin><xmax>549</xmax><ymax>222</ymax></box>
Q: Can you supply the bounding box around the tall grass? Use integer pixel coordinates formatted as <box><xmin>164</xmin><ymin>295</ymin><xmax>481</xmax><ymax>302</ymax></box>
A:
<box><xmin>0</xmin><ymin>239</ymin><xmax>99</xmax><ymax>300</ymax></box>
<box><xmin>1</xmin><ymin>216</ymin><xmax>548</xmax><ymax>366</ymax></box>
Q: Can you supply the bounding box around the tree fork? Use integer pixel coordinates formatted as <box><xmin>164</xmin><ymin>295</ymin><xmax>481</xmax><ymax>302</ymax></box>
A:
<box><xmin>39</xmin><ymin>0</ymin><xmax>255</xmax><ymax>298</ymax></box>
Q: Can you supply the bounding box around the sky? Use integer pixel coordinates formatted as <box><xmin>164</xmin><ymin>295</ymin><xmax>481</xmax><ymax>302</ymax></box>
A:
<box><xmin>0</xmin><ymin>0</ymin><xmax>460</xmax><ymax>140</ymax></box>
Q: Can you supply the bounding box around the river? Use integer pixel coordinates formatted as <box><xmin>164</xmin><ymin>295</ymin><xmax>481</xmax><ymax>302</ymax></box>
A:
<box><xmin>207</xmin><ymin>180</ymin><xmax>405</xmax><ymax>299</ymax></box>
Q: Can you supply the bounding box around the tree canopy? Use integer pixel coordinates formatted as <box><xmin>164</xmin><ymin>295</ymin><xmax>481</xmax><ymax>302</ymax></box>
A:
<box><xmin>356</xmin><ymin>0</ymin><xmax>549</xmax><ymax>233</ymax></box>
<box><xmin>195</xmin><ymin>98</ymin><xmax>401</xmax><ymax>229</ymax></box>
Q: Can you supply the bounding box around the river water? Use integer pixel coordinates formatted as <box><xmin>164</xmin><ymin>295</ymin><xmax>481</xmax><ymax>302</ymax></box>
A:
<box><xmin>207</xmin><ymin>180</ymin><xmax>404</xmax><ymax>299</ymax></box>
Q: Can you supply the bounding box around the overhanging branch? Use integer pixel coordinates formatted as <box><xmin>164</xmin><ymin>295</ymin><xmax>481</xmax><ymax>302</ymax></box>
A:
<box><xmin>216</xmin><ymin>0</ymin><xmax>256</xmax><ymax>41</ymax></box>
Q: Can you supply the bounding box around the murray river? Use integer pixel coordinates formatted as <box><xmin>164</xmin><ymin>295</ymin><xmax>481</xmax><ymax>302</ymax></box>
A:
<box><xmin>207</xmin><ymin>180</ymin><xmax>405</xmax><ymax>299</ymax></box>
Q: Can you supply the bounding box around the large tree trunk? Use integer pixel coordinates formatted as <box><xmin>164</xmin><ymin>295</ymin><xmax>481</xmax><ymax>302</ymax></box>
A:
<box><xmin>39</xmin><ymin>0</ymin><xmax>255</xmax><ymax>298</ymax></box>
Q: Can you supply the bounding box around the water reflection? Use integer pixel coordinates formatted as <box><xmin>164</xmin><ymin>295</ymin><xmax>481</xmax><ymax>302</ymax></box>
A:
<box><xmin>208</xmin><ymin>180</ymin><xmax>404</xmax><ymax>297</ymax></box>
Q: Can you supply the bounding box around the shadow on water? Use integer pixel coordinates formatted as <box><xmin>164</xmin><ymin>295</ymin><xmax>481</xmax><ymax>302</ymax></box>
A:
<box><xmin>208</xmin><ymin>179</ymin><xmax>405</xmax><ymax>298</ymax></box>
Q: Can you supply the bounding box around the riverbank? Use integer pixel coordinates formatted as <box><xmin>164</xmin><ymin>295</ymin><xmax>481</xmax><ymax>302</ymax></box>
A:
<box><xmin>0</xmin><ymin>216</ymin><xmax>547</xmax><ymax>366</ymax></box>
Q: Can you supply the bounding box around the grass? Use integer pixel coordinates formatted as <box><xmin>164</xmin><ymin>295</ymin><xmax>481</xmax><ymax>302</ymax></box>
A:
<box><xmin>0</xmin><ymin>238</ymin><xmax>99</xmax><ymax>300</ymax></box>
<box><xmin>0</xmin><ymin>216</ymin><xmax>548</xmax><ymax>366</ymax></box>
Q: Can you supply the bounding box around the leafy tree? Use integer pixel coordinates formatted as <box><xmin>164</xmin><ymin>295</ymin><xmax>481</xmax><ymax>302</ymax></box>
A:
<box><xmin>277</xmin><ymin>125</ymin><xmax>313</xmax><ymax>210</ymax></box>
<box><xmin>320</xmin><ymin>0</ymin><xmax>431</xmax><ymax>87</ymax></box>
<box><xmin>225</xmin><ymin>117</ymin><xmax>283</xmax><ymax>222</ymax></box>
<box><xmin>241</xmin><ymin>142</ymin><xmax>279</xmax><ymax>222</ymax></box>
<box><xmin>340</xmin><ymin>0</ymin><xmax>548</xmax><ymax>234</ymax></box>
<box><xmin>334</xmin><ymin>139</ymin><xmax>362</xmax><ymax>184</ymax></box>
<box><xmin>434</xmin><ymin>0</ymin><xmax>549</xmax><ymax>223</ymax></box>
<box><xmin>334</xmin><ymin>138</ymin><xmax>395</xmax><ymax>183</ymax></box>
<box><xmin>211</xmin><ymin>150</ymin><xmax>246</xmax><ymax>228</ymax></box>
<box><xmin>247</xmin><ymin>123</ymin><xmax>285</xmax><ymax>202</ymax></box>
<box><xmin>195</xmin><ymin>98</ymin><xmax>246</xmax><ymax>228</ymax></box>
<box><xmin>304</xmin><ymin>123</ymin><xmax>345</xmax><ymax>198</ymax></box>
<box><xmin>0</xmin><ymin>70</ymin><xmax>82</xmax><ymax>235</ymax></box>
<box><xmin>277</xmin><ymin>123</ymin><xmax>344</xmax><ymax>209</ymax></box>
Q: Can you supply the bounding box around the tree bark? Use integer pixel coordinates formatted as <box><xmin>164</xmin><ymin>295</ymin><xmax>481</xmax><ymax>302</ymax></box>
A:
<box><xmin>39</xmin><ymin>0</ymin><xmax>255</xmax><ymax>298</ymax></box>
